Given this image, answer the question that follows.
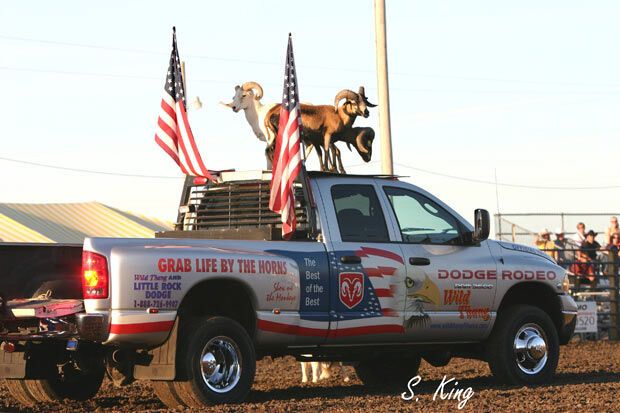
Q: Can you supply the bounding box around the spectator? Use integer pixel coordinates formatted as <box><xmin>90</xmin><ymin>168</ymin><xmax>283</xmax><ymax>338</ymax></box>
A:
<box><xmin>535</xmin><ymin>228</ymin><xmax>558</xmax><ymax>261</ymax></box>
<box><xmin>553</xmin><ymin>228</ymin><xmax>571</xmax><ymax>267</ymax></box>
<box><xmin>604</xmin><ymin>216</ymin><xmax>620</xmax><ymax>246</ymax></box>
<box><xmin>571</xmin><ymin>222</ymin><xmax>586</xmax><ymax>247</ymax></box>
<box><xmin>573</xmin><ymin>230</ymin><xmax>601</xmax><ymax>284</ymax></box>
<box><xmin>581</xmin><ymin>230</ymin><xmax>602</xmax><ymax>261</ymax></box>
<box><xmin>605</xmin><ymin>233</ymin><xmax>620</xmax><ymax>275</ymax></box>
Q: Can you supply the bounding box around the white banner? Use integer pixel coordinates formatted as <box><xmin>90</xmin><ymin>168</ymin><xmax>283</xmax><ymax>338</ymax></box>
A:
<box><xmin>575</xmin><ymin>301</ymin><xmax>598</xmax><ymax>334</ymax></box>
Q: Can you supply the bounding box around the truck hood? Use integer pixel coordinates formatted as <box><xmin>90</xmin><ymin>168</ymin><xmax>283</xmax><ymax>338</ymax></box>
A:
<box><xmin>495</xmin><ymin>240</ymin><xmax>555</xmax><ymax>263</ymax></box>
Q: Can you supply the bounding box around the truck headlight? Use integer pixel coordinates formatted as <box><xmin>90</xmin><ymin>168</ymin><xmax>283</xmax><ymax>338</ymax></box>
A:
<box><xmin>561</xmin><ymin>272</ymin><xmax>570</xmax><ymax>293</ymax></box>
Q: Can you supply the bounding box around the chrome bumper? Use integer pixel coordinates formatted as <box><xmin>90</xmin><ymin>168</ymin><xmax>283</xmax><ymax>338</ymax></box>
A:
<box><xmin>558</xmin><ymin>294</ymin><xmax>578</xmax><ymax>344</ymax></box>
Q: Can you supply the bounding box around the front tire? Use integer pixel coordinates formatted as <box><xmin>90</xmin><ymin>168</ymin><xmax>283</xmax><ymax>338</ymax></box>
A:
<box><xmin>162</xmin><ymin>316</ymin><xmax>255</xmax><ymax>408</ymax></box>
<box><xmin>355</xmin><ymin>357</ymin><xmax>421</xmax><ymax>387</ymax></box>
<box><xmin>487</xmin><ymin>304</ymin><xmax>559</xmax><ymax>385</ymax></box>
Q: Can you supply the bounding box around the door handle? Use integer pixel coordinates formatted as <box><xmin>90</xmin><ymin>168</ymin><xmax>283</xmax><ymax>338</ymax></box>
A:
<box><xmin>409</xmin><ymin>257</ymin><xmax>430</xmax><ymax>266</ymax></box>
<box><xmin>340</xmin><ymin>255</ymin><xmax>361</xmax><ymax>264</ymax></box>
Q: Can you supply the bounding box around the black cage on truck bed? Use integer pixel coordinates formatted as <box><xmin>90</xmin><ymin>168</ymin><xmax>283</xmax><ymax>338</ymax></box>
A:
<box><xmin>156</xmin><ymin>172</ymin><xmax>313</xmax><ymax>241</ymax></box>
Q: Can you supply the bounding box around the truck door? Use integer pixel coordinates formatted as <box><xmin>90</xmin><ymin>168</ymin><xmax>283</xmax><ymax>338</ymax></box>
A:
<box><xmin>379</xmin><ymin>185</ymin><xmax>497</xmax><ymax>341</ymax></box>
<box><xmin>319</xmin><ymin>182</ymin><xmax>408</xmax><ymax>344</ymax></box>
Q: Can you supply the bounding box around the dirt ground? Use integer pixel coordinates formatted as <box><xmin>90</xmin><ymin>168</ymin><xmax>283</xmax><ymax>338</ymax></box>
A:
<box><xmin>0</xmin><ymin>340</ymin><xmax>618</xmax><ymax>412</ymax></box>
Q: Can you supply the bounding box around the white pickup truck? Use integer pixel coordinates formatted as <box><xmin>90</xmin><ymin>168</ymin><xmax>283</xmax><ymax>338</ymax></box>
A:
<box><xmin>0</xmin><ymin>171</ymin><xmax>577</xmax><ymax>408</ymax></box>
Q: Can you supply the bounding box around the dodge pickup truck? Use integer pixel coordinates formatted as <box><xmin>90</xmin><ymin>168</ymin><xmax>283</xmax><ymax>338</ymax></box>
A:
<box><xmin>0</xmin><ymin>170</ymin><xmax>577</xmax><ymax>408</ymax></box>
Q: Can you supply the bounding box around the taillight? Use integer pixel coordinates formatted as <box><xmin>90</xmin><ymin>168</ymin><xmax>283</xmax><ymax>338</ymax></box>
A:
<box><xmin>82</xmin><ymin>251</ymin><xmax>109</xmax><ymax>299</ymax></box>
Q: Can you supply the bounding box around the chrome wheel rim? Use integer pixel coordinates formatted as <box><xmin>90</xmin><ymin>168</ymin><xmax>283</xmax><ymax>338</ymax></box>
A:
<box><xmin>199</xmin><ymin>336</ymin><xmax>242</xmax><ymax>393</ymax></box>
<box><xmin>513</xmin><ymin>323</ymin><xmax>548</xmax><ymax>375</ymax></box>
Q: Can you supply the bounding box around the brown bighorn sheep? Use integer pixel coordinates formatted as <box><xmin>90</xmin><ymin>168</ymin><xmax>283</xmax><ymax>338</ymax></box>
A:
<box><xmin>330</xmin><ymin>126</ymin><xmax>375</xmax><ymax>174</ymax></box>
<box><xmin>265</xmin><ymin>86</ymin><xmax>376</xmax><ymax>171</ymax></box>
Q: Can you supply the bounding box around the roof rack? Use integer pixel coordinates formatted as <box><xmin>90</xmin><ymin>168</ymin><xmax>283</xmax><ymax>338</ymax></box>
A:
<box><xmin>203</xmin><ymin>169</ymin><xmax>403</xmax><ymax>181</ymax></box>
<box><xmin>306</xmin><ymin>171</ymin><xmax>402</xmax><ymax>179</ymax></box>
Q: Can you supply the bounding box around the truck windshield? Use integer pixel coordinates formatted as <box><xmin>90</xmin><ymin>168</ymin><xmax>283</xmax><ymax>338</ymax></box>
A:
<box><xmin>384</xmin><ymin>187</ymin><xmax>462</xmax><ymax>245</ymax></box>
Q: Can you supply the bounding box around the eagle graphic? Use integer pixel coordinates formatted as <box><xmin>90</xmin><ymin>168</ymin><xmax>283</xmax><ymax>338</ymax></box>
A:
<box><xmin>405</xmin><ymin>275</ymin><xmax>441</xmax><ymax>329</ymax></box>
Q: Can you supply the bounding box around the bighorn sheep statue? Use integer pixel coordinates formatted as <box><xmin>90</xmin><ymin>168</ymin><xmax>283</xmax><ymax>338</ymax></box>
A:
<box><xmin>222</xmin><ymin>81</ymin><xmax>277</xmax><ymax>145</ymax></box>
<box><xmin>223</xmin><ymin>81</ymin><xmax>315</xmax><ymax>166</ymax></box>
<box><xmin>265</xmin><ymin>86</ymin><xmax>376</xmax><ymax>172</ymax></box>
<box><xmin>329</xmin><ymin>126</ymin><xmax>375</xmax><ymax>174</ymax></box>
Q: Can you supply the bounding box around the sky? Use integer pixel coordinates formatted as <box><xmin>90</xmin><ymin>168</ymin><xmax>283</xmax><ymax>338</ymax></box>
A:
<box><xmin>1</xmin><ymin>1</ymin><xmax>619</xmax><ymax>237</ymax></box>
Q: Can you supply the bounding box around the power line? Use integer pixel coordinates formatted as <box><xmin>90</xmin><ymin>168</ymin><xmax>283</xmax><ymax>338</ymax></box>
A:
<box><xmin>0</xmin><ymin>156</ymin><xmax>181</xmax><ymax>179</ymax></box>
<box><xmin>0</xmin><ymin>66</ymin><xmax>161</xmax><ymax>81</ymax></box>
<box><xmin>3</xmin><ymin>34</ymin><xmax>620</xmax><ymax>89</ymax></box>
<box><xmin>1</xmin><ymin>155</ymin><xmax>618</xmax><ymax>190</ymax></box>
<box><xmin>393</xmin><ymin>162</ymin><xmax>620</xmax><ymax>190</ymax></box>
<box><xmin>1</xmin><ymin>65</ymin><xmax>617</xmax><ymax>96</ymax></box>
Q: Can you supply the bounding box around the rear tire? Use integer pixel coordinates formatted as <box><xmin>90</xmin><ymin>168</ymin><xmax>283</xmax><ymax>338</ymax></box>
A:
<box><xmin>355</xmin><ymin>357</ymin><xmax>421</xmax><ymax>387</ymax></box>
<box><xmin>157</xmin><ymin>316</ymin><xmax>255</xmax><ymax>408</ymax></box>
<box><xmin>4</xmin><ymin>380</ymin><xmax>38</xmax><ymax>407</ymax></box>
<box><xmin>4</xmin><ymin>360</ymin><xmax>104</xmax><ymax>406</ymax></box>
<box><xmin>151</xmin><ymin>381</ymin><xmax>185</xmax><ymax>409</ymax></box>
<box><xmin>487</xmin><ymin>304</ymin><xmax>559</xmax><ymax>385</ymax></box>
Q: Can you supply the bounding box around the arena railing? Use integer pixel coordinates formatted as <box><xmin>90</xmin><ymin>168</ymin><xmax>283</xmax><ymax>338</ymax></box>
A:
<box><xmin>540</xmin><ymin>248</ymin><xmax>619</xmax><ymax>340</ymax></box>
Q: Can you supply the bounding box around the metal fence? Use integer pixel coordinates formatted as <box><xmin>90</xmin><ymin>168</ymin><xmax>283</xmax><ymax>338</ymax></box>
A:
<box><xmin>495</xmin><ymin>212</ymin><xmax>619</xmax><ymax>245</ymax></box>
<box><xmin>540</xmin><ymin>247</ymin><xmax>619</xmax><ymax>340</ymax></box>
<box><xmin>494</xmin><ymin>212</ymin><xmax>620</xmax><ymax>340</ymax></box>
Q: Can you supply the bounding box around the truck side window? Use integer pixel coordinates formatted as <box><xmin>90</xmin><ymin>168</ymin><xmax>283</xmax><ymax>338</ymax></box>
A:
<box><xmin>384</xmin><ymin>187</ymin><xmax>463</xmax><ymax>245</ymax></box>
<box><xmin>331</xmin><ymin>185</ymin><xmax>389</xmax><ymax>243</ymax></box>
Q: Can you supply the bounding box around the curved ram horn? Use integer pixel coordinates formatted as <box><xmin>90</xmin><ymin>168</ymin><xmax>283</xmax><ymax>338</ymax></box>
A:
<box><xmin>358</xmin><ymin>86</ymin><xmax>377</xmax><ymax>107</ymax></box>
<box><xmin>333</xmin><ymin>89</ymin><xmax>359</xmax><ymax>112</ymax></box>
<box><xmin>356</xmin><ymin>138</ymin><xmax>369</xmax><ymax>154</ymax></box>
<box><xmin>241</xmin><ymin>81</ymin><xmax>264</xmax><ymax>100</ymax></box>
<box><xmin>356</xmin><ymin>131</ymin><xmax>370</xmax><ymax>154</ymax></box>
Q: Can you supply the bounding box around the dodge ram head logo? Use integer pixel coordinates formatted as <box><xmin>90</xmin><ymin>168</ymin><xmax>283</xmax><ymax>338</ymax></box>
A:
<box><xmin>339</xmin><ymin>272</ymin><xmax>364</xmax><ymax>309</ymax></box>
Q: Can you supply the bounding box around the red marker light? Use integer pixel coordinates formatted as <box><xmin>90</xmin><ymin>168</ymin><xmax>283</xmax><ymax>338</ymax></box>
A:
<box><xmin>193</xmin><ymin>177</ymin><xmax>208</xmax><ymax>185</ymax></box>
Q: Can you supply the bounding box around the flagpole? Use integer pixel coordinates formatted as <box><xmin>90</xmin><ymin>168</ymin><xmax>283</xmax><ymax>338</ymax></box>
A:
<box><xmin>181</xmin><ymin>61</ymin><xmax>187</xmax><ymax>99</ymax></box>
<box><xmin>374</xmin><ymin>0</ymin><xmax>394</xmax><ymax>175</ymax></box>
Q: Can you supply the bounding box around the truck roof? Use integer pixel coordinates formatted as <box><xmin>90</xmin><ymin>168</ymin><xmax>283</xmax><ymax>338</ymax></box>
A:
<box><xmin>307</xmin><ymin>171</ymin><xmax>401</xmax><ymax>180</ymax></box>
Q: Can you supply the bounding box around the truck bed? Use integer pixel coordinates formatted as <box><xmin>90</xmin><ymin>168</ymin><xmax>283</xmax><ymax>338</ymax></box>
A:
<box><xmin>0</xmin><ymin>243</ymin><xmax>83</xmax><ymax>300</ymax></box>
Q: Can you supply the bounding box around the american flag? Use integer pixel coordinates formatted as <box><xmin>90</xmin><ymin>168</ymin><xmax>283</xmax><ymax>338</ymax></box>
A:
<box><xmin>269</xmin><ymin>34</ymin><xmax>303</xmax><ymax>239</ymax></box>
<box><xmin>155</xmin><ymin>27</ymin><xmax>213</xmax><ymax>180</ymax></box>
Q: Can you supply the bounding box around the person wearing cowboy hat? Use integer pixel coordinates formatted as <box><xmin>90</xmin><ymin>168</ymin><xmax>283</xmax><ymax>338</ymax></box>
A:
<box><xmin>535</xmin><ymin>228</ymin><xmax>558</xmax><ymax>261</ymax></box>
<box><xmin>575</xmin><ymin>230</ymin><xmax>601</xmax><ymax>284</ymax></box>
<box><xmin>553</xmin><ymin>228</ymin><xmax>570</xmax><ymax>268</ymax></box>
<box><xmin>580</xmin><ymin>230</ymin><xmax>601</xmax><ymax>261</ymax></box>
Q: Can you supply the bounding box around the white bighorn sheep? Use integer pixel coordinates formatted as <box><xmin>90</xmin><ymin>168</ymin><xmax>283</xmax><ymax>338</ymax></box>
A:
<box><xmin>223</xmin><ymin>81</ymin><xmax>315</xmax><ymax>166</ymax></box>
<box><xmin>301</xmin><ymin>361</ymin><xmax>351</xmax><ymax>384</ymax></box>
<box><xmin>265</xmin><ymin>86</ymin><xmax>376</xmax><ymax>172</ymax></box>
<box><xmin>222</xmin><ymin>81</ymin><xmax>277</xmax><ymax>145</ymax></box>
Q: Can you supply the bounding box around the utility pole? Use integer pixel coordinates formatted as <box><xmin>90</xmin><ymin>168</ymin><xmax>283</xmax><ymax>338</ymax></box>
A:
<box><xmin>374</xmin><ymin>0</ymin><xmax>393</xmax><ymax>175</ymax></box>
<box><xmin>181</xmin><ymin>61</ymin><xmax>187</xmax><ymax>96</ymax></box>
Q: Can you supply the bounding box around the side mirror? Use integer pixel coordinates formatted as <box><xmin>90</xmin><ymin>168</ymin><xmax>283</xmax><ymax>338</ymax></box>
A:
<box><xmin>473</xmin><ymin>209</ymin><xmax>490</xmax><ymax>242</ymax></box>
